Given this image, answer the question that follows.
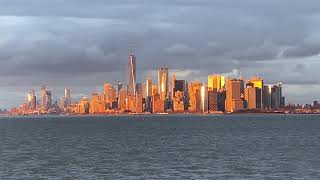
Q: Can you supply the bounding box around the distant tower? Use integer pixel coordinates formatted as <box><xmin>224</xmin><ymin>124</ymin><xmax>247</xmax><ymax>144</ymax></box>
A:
<box><xmin>117</xmin><ymin>81</ymin><xmax>123</xmax><ymax>94</ymax></box>
<box><xmin>27</xmin><ymin>90</ymin><xmax>36</xmax><ymax>110</ymax></box>
<box><xmin>127</xmin><ymin>45</ymin><xmax>136</xmax><ymax>96</ymax></box>
<box><xmin>158</xmin><ymin>67</ymin><xmax>169</xmax><ymax>100</ymax></box>
<box><xmin>64</xmin><ymin>88</ymin><xmax>72</xmax><ymax>107</ymax></box>
<box><xmin>40</xmin><ymin>86</ymin><xmax>47</xmax><ymax>108</ymax></box>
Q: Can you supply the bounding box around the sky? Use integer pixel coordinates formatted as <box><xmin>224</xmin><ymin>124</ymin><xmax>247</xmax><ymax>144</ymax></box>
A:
<box><xmin>1</xmin><ymin>0</ymin><xmax>320</xmax><ymax>108</ymax></box>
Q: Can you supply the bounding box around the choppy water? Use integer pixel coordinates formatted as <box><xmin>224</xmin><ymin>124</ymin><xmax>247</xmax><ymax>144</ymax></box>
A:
<box><xmin>0</xmin><ymin>115</ymin><xmax>320</xmax><ymax>179</ymax></box>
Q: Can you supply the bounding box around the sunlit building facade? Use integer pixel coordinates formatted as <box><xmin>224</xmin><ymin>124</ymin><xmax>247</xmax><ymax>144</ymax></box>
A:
<box><xmin>208</xmin><ymin>74</ymin><xmax>225</xmax><ymax>92</ymax></box>
<box><xmin>158</xmin><ymin>67</ymin><xmax>169</xmax><ymax>100</ymax></box>
<box><xmin>246</xmin><ymin>76</ymin><xmax>263</xmax><ymax>109</ymax></box>
<box><xmin>90</xmin><ymin>93</ymin><xmax>105</xmax><ymax>114</ymax></box>
<box><xmin>153</xmin><ymin>93</ymin><xmax>165</xmax><ymax>113</ymax></box>
<box><xmin>200</xmin><ymin>85</ymin><xmax>208</xmax><ymax>112</ymax></box>
<box><xmin>188</xmin><ymin>81</ymin><xmax>202</xmax><ymax>112</ymax></box>
<box><xmin>118</xmin><ymin>88</ymin><xmax>127</xmax><ymax>111</ymax></box>
<box><xmin>225</xmin><ymin>79</ymin><xmax>243</xmax><ymax>112</ymax></box>
<box><xmin>75</xmin><ymin>97</ymin><xmax>89</xmax><ymax>114</ymax></box>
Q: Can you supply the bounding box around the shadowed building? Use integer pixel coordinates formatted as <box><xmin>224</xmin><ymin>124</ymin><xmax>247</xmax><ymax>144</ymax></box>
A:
<box><xmin>145</xmin><ymin>78</ymin><xmax>153</xmax><ymax>112</ymax></box>
<box><xmin>118</xmin><ymin>88</ymin><xmax>127</xmax><ymax>111</ymax></box>
<box><xmin>262</xmin><ymin>85</ymin><xmax>272</xmax><ymax>108</ymax></box>
<box><xmin>271</xmin><ymin>83</ymin><xmax>284</xmax><ymax>109</ymax></box>
<box><xmin>208</xmin><ymin>88</ymin><xmax>218</xmax><ymax>112</ymax></box>
<box><xmin>172</xmin><ymin>78</ymin><xmax>186</xmax><ymax>112</ymax></box>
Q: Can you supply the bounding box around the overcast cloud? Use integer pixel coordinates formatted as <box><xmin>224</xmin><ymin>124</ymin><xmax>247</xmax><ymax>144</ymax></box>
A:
<box><xmin>1</xmin><ymin>0</ymin><xmax>320</xmax><ymax>108</ymax></box>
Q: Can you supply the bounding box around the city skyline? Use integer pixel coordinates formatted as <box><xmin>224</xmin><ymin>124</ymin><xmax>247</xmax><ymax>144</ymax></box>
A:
<box><xmin>8</xmin><ymin>47</ymin><xmax>289</xmax><ymax>115</ymax></box>
<box><xmin>1</xmin><ymin>0</ymin><xmax>320</xmax><ymax>108</ymax></box>
<box><xmin>0</xmin><ymin>53</ymin><xmax>313</xmax><ymax>109</ymax></box>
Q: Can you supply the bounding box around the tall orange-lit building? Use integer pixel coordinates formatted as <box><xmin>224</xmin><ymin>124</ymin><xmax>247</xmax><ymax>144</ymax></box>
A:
<box><xmin>104</xmin><ymin>83</ymin><xmax>116</xmax><ymax>102</ymax></box>
<box><xmin>118</xmin><ymin>88</ymin><xmax>127</xmax><ymax>111</ymax></box>
<box><xmin>75</xmin><ymin>97</ymin><xmax>89</xmax><ymax>114</ymax></box>
<box><xmin>158</xmin><ymin>67</ymin><xmax>169</xmax><ymax>100</ymax></box>
<box><xmin>188</xmin><ymin>81</ymin><xmax>202</xmax><ymax>112</ymax></box>
<box><xmin>244</xmin><ymin>85</ymin><xmax>257</xmax><ymax>109</ymax></box>
<box><xmin>153</xmin><ymin>93</ymin><xmax>165</xmax><ymax>113</ymax></box>
<box><xmin>246</xmin><ymin>76</ymin><xmax>263</xmax><ymax>109</ymax></box>
<box><xmin>225</xmin><ymin>79</ymin><xmax>243</xmax><ymax>112</ymax></box>
<box><xmin>173</xmin><ymin>91</ymin><xmax>185</xmax><ymax>112</ymax></box>
<box><xmin>135</xmin><ymin>94</ymin><xmax>143</xmax><ymax>113</ymax></box>
<box><xmin>89</xmin><ymin>93</ymin><xmax>105</xmax><ymax>114</ymax></box>
<box><xmin>200</xmin><ymin>85</ymin><xmax>208</xmax><ymax>112</ymax></box>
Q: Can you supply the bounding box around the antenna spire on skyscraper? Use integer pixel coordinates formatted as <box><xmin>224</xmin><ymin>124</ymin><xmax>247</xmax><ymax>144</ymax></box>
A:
<box><xmin>129</xmin><ymin>42</ymin><xmax>134</xmax><ymax>55</ymax></box>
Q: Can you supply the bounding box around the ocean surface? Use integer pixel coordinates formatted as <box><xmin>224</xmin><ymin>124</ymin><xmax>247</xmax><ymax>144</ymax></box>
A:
<box><xmin>0</xmin><ymin>115</ymin><xmax>320</xmax><ymax>179</ymax></box>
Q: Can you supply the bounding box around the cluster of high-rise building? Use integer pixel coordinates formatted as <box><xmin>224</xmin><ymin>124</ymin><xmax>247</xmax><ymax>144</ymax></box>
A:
<box><xmin>10</xmin><ymin>86</ymin><xmax>72</xmax><ymax>115</ymax></box>
<box><xmin>72</xmin><ymin>50</ymin><xmax>286</xmax><ymax>115</ymax></box>
<box><xmin>10</xmin><ymin>49</ymin><xmax>287</xmax><ymax>115</ymax></box>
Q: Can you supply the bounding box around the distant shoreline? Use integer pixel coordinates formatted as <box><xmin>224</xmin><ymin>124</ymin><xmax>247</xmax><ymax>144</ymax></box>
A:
<box><xmin>3</xmin><ymin>112</ymin><xmax>320</xmax><ymax>117</ymax></box>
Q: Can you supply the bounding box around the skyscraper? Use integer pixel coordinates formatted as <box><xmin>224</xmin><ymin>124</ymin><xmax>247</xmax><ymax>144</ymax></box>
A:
<box><xmin>117</xmin><ymin>81</ymin><xmax>123</xmax><ymax>95</ymax></box>
<box><xmin>262</xmin><ymin>85</ymin><xmax>272</xmax><ymax>108</ymax></box>
<box><xmin>146</xmin><ymin>77</ymin><xmax>153</xmax><ymax>97</ymax></box>
<box><xmin>64</xmin><ymin>88</ymin><xmax>71</xmax><ymax>108</ymax></box>
<box><xmin>188</xmin><ymin>81</ymin><xmax>202</xmax><ymax>112</ymax></box>
<box><xmin>127</xmin><ymin>49</ymin><xmax>136</xmax><ymax>96</ymax></box>
<box><xmin>145</xmin><ymin>78</ymin><xmax>153</xmax><ymax>112</ymax></box>
<box><xmin>225</xmin><ymin>79</ymin><xmax>243</xmax><ymax>112</ymax></box>
<box><xmin>40</xmin><ymin>86</ymin><xmax>47</xmax><ymax>108</ymax></box>
<box><xmin>271</xmin><ymin>83</ymin><xmax>284</xmax><ymax>109</ymax></box>
<box><xmin>118</xmin><ymin>88</ymin><xmax>127</xmax><ymax>111</ymax></box>
<box><xmin>136</xmin><ymin>83</ymin><xmax>143</xmax><ymax>95</ymax></box>
<box><xmin>246</xmin><ymin>76</ymin><xmax>263</xmax><ymax>108</ymax></box>
<box><xmin>75</xmin><ymin>97</ymin><xmax>89</xmax><ymax>114</ymax></box>
<box><xmin>158</xmin><ymin>67</ymin><xmax>169</xmax><ymax>100</ymax></box>
<box><xmin>208</xmin><ymin>89</ymin><xmax>218</xmax><ymax>112</ymax></box>
<box><xmin>40</xmin><ymin>86</ymin><xmax>52</xmax><ymax>110</ymax></box>
<box><xmin>27</xmin><ymin>90</ymin><xmax>36</xmax><ymax>110</ymax></box>
<box><xmin>89</xmin><ymin>93</ymin><xmax>105</xmax><ymax>114</ymax></box>
<box><xmin>173</xmin><ymin>80</ymin><xmax>185</xmax><ymax>93</ymax></box>
<box><xmin>245</xmin><ymin>85</ymin><xmax>257</xmax><ymax>109</ymax></box>
<box><xmin>104</xmin><ymin>83</ymin><xmax>117</xmax><ymax>109</ymax></box>
<box><xmin>172</xmin><ymin>79</ymin><xmax>186</xmax><ymax>112</ymax></box>
<box><xmin>152</xmin><ymin>93</ymin><xmax>165</xmax><ymax>113</ymax></box>
<box><xmin>200</xmin><ymin>85</ymin><xmax>208</xmax><ymax>112</ymax></box>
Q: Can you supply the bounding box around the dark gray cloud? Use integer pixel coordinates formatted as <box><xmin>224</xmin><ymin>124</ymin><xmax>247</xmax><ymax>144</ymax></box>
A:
<box><xmin>0</xmin><ymin>0</ymin><xmax>320</xmax><ymax>107</ymax></box>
